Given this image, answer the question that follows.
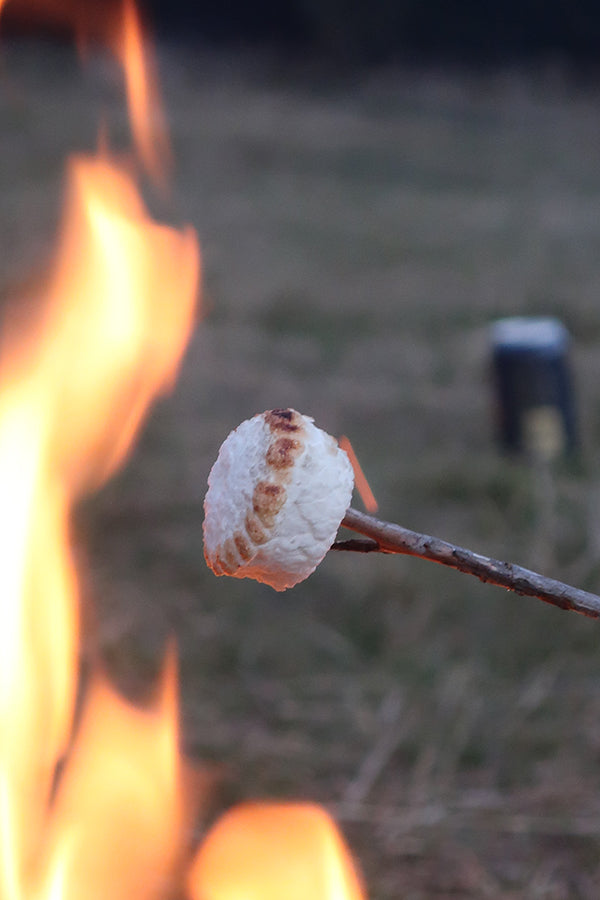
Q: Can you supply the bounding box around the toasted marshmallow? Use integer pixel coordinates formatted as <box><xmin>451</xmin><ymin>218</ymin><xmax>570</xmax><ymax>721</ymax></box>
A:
<box><xmin>203</xmin><ymin>409</ymin><xmax>354</xmax><ymax>590</ymax></box>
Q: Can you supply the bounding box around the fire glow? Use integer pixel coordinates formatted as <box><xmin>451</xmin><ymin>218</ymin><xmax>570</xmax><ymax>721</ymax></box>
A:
<box><xmin>0</xmin><ymin>2</ymin><xmax>366</xmax><ymax>898</ymax></box>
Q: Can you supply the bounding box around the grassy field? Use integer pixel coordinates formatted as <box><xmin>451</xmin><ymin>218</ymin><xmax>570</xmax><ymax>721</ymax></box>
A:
<box><xmin>4</xmin><ymin>41</ymin><xmax>600</xmax><ymax>897</ymax></box>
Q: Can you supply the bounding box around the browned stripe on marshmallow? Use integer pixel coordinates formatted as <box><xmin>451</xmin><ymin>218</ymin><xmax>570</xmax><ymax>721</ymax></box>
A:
<box><xmin>253</xmin><ymin>480</ymin><xmax>286</xmax><ymax>528</ymax></box>
<box><xmin>234</xmin><ymin>531</ymin><xmax>253</xmax><ymax>561</ymax></box>
<box><xmin>220</xmin><ymin>538</ymin><xmax>240</xmax><ymax>573</ymax></box>
<box><xmin>245</xmin><ymin>512</ymin><xmax>268</xmax><ymax>545</ymax></box>
<box><xmin>206</xmin><ymin>550</ymin><xmax>223</xmax><ymax>575</ymax></box>
<box><xmin>266</xmin><ymin>436</ymin><xmax>302</xmax><ymax>470</ymax></box>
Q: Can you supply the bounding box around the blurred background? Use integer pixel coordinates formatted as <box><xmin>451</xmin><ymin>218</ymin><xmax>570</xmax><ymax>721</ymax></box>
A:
<box><xmin>4</xmin><ymin>1</ymin><xmax>600</xmax><ymax>896</ymax></box>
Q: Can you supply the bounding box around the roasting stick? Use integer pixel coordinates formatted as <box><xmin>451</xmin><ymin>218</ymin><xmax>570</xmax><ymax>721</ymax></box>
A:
<box><xmin>202</xmin><ymin>408</ymin><xmax>600</xmax><ymax>617</ymax></box>
<box><xmin>333</xmin><ymin>507</ymin><xmax>600</xmax><ymax>619</ymax></box>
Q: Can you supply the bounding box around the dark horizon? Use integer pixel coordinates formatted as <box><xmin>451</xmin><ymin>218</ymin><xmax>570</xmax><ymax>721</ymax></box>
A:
<box><xmin>4</xmin><ymin>1</ymin><xmax>600</xmax><ymax>70</ymax></box>
<box><xmin>145</xmin><ymin>0</ymin><xmax>600</xmax><ymax>68</ymax></box>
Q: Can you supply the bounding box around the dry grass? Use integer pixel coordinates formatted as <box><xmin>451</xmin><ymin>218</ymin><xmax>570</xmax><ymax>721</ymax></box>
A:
<box><xmin>4</xmin><ymin>41</ymin><xmax>600</xmax><ymax>896</ymax></box>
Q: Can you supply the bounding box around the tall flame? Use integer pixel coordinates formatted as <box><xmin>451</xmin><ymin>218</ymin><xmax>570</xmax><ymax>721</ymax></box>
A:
<box><xmin>44</xmin><ymin>650</ymin><xmax>183</xmax><ymax>900</ymax></box>
<box><xmin>0</xmin><ymin>148</ymin><xmax>198</xmax><ymax>900</ymax></box>
<box><xmin>0</xmin><ymin>2</ymin><xmax>368</xmax><ymax>899</ymax></box>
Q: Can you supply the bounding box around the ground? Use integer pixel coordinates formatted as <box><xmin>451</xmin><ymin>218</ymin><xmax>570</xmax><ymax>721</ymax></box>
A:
<box><xmin>3</xmin><ymin>41</ymin><xmax>600</xmax><ymax>897</ymax></box>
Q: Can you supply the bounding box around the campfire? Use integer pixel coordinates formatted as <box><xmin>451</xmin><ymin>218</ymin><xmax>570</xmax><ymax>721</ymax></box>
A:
<box><xmin>0</xmin><ymin>1</ymin><xmax>366</xmax><ymax>898</ymax></box>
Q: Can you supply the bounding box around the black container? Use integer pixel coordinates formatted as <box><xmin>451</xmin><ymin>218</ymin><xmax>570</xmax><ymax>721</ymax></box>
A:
<box><xmin>491</xmin><ymin>317</ymin><xmax>577</xmax><ymax>458</ymax></box>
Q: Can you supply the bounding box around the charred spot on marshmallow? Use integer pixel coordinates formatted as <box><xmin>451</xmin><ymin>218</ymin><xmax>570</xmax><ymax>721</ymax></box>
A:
<box><xmin>265</xmin><ymin>408</ymin><xmax>302</xmax><ymax>433</ymax></box>
<box><xmin>245</xmin><ymin>512</ymin><xmax>268</xmax><ymax>545</ymax></box>
<box><xmin>253</xmin><ymin>480</ymin><xmax>286</xmax><ymax>528</ymax></box>
<box><xmin>266</xmin><ymin>436</ymin><xmax>302</xmax><ymax>470</ymax></box>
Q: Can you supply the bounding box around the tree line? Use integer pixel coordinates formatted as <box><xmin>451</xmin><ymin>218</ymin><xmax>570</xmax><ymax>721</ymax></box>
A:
<box><xmin>147</xmin><ymin>0</ymin><xmax>600</xmax><ymax>66</ymax></box>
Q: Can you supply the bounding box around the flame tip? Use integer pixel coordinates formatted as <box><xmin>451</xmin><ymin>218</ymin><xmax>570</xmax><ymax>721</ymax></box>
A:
<box><xmin>339</xmin><ymin>436</ymin><xmax>378</xmax><ymax>514</ymax></box>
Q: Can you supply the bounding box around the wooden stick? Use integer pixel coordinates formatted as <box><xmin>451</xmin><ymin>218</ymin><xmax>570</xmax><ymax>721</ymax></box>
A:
<box><xmin>333</xmin><ymin>508</ymin><xmax>600</xmax><ymax>619</ymax></box>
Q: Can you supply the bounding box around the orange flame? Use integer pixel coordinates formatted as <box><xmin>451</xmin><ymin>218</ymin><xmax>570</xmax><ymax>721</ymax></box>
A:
<box><xmin>0</xmin><ymin>147</ymin><xmax>199</xmax><ymax>900</ymax></box>
<box><xmin>339</xmin><ymin>436</ymin><xmax>378</xmax><ymax>513</ymax></box>
<box><xmin>0</xmin><ymin>3</ymin><xmax>369</xmax><ymax>899</ymax></box>
<box><xmin>188</xmin><ymin>803</ymin><xmax>366</xmax><ymax>900</ymax></box>
<box><xmin>34</xmin><ymin>154</ymin><xmax>198</xmax><ymax>492</ymax></box>
<box><xmin>44</xmin><ymin>650</ymin><xmax>184</xmax><ymax>900</ymax></box>
<box><xmin>0</xmin><ymin>0</ymin><xmax>170</xmax><ymax>185</ymax></box>
<box><xmin>113</xmin><ymin>0</ymin><xmax>171</xmax><ymax>186</ymax></box>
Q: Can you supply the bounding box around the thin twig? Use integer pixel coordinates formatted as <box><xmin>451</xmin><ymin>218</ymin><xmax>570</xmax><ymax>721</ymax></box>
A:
<box><xmin>332</xmin><ymin>508</ymin><xmax>600</xmax><ymax>619</ymax></box>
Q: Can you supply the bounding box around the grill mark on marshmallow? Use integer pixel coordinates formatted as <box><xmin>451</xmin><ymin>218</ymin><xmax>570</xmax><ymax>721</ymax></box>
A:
<box><xmin>210</xmin><ymin>553</ymin><xmax>224</xmax><ymax>575</ymax></box>
<box><xmin>266</xmin><ymin>436</ymin><xmax>302</xmax><ymax>470</ymax></box>
<box><xmin>253</xmin><ymin>480</ymin><xmax>286</xmax><ymax>528</ymax></box>
<box><xmin>221</xmin><ymin>538</ymin><xmax>240</xmax><ymax>573</ymax></box>
<box><xmin>234</xmin><ymin>531</ymin><xmax>253</xmax><ymax>561</ymax></box>
<box><xmin>245</xmin><ymin>511</ymin><xmax>268</xmax><ymax>545</ymax></box>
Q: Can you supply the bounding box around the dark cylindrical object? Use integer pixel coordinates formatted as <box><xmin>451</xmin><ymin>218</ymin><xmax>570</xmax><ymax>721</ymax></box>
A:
<box><xmin>491</xmin><ymin>317</ymin><xmax>577</xmax><ymax>458</ymax></box>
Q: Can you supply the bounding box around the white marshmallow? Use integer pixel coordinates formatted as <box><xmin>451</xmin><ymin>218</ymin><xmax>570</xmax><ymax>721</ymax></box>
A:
<box><xmin>203</xmin><ymin>409</ymin><xmax>354</xmax><ymax>590</ymax></box>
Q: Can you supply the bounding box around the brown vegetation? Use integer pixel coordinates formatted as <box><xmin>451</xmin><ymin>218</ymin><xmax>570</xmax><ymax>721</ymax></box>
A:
<box><xmin>4</xmin><ymin>43</ymin><xmax>600</xmax><ymax>897</ymax></box>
